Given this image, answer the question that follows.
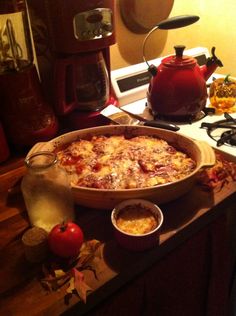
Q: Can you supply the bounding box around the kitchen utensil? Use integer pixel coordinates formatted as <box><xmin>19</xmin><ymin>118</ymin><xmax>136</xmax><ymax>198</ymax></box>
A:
<box><xmin>142</xmin><ymin>15</ymin><xmax>223</xmax><ymax>120</ymax></box>
<box><xmin>101</xmin><ymin>104</ymin><xmax>179</xmax><ymax>131</ymax></box>
<box><xmin>5</xmin><ymin>19</ymin><xmax>23</xmax><ymax>71</ymax></box>
<box><xmin>0</xmin><ymin>1</ymin><xmax>32</xmax><ymax>73</ymax></box>
<box><xmin>119</xmin><ymin>107</ymin><xmax>180</xmax><ymax>131</ymax></box>
<box><xmin>26</xmin><ymin>125</ymin><xmax>215</xmax><ymax>209</ymax></box>
<box><xmin>0</xmin><ymin>0</ymin><xmax>58</xmax><ymax>147</ymax></box>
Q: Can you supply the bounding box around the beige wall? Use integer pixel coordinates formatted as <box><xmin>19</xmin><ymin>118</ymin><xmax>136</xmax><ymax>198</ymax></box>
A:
<box><xmin>111</xmin><ymin>0</ymin><xmax>236</xmax><ymax>77</ymax></box>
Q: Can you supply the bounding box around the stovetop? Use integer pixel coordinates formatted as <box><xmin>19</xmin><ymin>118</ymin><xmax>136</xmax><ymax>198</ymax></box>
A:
<box><xmin>119</xmin><ymin>99</ymin><xmax>236</xmax><ymax>156</ymax></box>
<box><xmin>111</xmin><ymin>47</ymin><xmax>236</xmax><ymax>156</ymax></box>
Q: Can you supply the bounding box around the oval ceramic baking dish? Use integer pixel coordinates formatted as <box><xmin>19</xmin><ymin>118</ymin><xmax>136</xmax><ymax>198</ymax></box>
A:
<box><xmin>26</xmin><ymin>125</ymin><xmax>215</xmax><ymax>209</ymax></box>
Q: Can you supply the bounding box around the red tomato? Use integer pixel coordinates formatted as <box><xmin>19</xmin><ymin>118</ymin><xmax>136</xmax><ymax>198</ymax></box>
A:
<box><xmin>48</xmin><ymin>222</ymin><xmax>84</xmax><ymax>258</ymax></box>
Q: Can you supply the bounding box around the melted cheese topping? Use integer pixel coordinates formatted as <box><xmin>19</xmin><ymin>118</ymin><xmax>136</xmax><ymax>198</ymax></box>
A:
<box><xmin>56</xmin><ymin>135</ymin><xmax>196</xmax><ymax>189</ymax></box>
<box><xmin>116</xmin><ymin>205</ymin><xmax>158</xmax><ymax>235</ymax></box>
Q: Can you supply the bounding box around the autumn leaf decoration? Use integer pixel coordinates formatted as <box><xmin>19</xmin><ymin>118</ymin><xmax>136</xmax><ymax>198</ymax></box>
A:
<box><xmin>66</xmin><ymin>268</ymin><xmax>92</xmax><ymax>304</ymax></box>
<box><xmin>41</xmin><ymin>239</ymin><xmax>102</xmax><ymax>304</ymax></box>
<box><xmin>197</xmin><ymin>153</ymin><xmax>236</xmax><ymax>191</ymax></box>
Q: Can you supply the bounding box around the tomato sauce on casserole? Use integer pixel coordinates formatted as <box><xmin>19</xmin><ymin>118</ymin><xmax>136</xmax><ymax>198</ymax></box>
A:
<box><xmin>56</xmin><ymin>135</ymin><xmax>196</xmax><ymax>189</ymax></box>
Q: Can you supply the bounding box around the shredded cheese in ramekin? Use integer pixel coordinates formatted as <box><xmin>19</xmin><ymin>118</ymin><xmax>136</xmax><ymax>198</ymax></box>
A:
<box><xmin>116</xmin><ymin>204</ymin><xmax>158</xmax><ymax>235</ymax></box>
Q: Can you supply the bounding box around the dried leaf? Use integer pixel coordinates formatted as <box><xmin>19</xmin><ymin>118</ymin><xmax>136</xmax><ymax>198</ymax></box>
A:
<box><xmin>80</xmin><ymin>239</ymin><xmax>102</xmax><ymax>255</ymax></box>
<box><xmin>197</xmin><ymin>153</ymin><xmax>236</xmax><ymax>190</ymax></box>
<box><xmin>41</xmin><ymin>264</ymin><xmax>58</xmax><ymax>291</ymax></box>
<box><xmin>41</xmin><ymin>268</ymin><xmax>70</xmax><ymax>291</ymax></box>
<box><xmin>40</xmin><ymin>239</ymin><xmax>101</xmax><ymax>303</ymax></box>
<box><xmin>54</xmin><ymin>269</ymin><xmax>67</xmax><ymax>278</ymax></box>
<box><xmin>72</xmin><ymin>268</ymin><xmax>92</xmax><ymax>303</ymax></box>
<box><xmin>66</xmin><ymin>276</ymin><xmax>75</xmax><ymax>294</ymax></box>
<box><xmin>42</xmin><ymin>264</ymin><xmax>51</xmax><ymax>278</ymax></box>
<box><xmin>54</xmin><ymin>269</ymin><xmax>71</xmax><ymax>287</ymax></box>
<box><xmin>77</xmin><ymin>240</ymin><xmax>102</xmax><ymax>268</ymax></box>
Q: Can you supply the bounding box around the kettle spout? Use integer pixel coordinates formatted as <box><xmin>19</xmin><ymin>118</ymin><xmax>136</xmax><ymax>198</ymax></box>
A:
<box><xmin>201</xmin><ymin>47</ymin><xmax>223</xmax><ymax>81</ymax></box>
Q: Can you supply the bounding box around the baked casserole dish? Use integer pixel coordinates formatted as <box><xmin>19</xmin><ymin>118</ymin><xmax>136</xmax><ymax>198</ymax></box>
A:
<box><xmin>27</xmin><ymin>125</ymin><xmax>215</xmax><ymax>209</ymax></box>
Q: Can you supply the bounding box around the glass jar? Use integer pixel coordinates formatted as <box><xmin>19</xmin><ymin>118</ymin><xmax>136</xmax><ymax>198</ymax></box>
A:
<box><xmin>21</xmin><ymin>151</ymin><xmax>75</xmax><ymax>232</ymax></box>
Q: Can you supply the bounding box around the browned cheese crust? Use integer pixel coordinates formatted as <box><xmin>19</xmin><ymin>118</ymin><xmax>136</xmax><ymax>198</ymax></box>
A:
<box><xmin>56</xmin><ymin>135</ymin><xmax>196</xmax><ymax>189</ymax></box>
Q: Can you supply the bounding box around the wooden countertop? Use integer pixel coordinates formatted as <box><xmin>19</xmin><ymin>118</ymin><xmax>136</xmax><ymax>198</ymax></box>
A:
<box><xmin>0</xmin><ymin>150</ymin><xmax>235</xmax><ymax>316</ymax></box>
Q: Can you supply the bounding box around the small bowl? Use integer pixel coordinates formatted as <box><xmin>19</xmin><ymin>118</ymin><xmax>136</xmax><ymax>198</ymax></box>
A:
<box><xmin>111</xmin><ymin>199</ymin><xmax>164</xmax><ymax>251</ymax></box>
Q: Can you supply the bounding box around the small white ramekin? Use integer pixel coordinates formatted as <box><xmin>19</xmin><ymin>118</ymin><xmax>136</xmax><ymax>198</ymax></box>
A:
<box><xmin>111</xmin><ymin>199</ymin><xmax>164</xmax><ymax>251</ymax></box>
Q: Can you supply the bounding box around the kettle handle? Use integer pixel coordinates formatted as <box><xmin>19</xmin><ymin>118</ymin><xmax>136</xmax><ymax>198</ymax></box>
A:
<box><xmin>142</xmin><ymin>15</ymin><xmax>200</xmax><ymax>76</ymax></box>
<box><xmin>53</xmin><ymin>57</ymin><xmax>77</xmax><ymax>115</ymax></box>
<box><xmin>157</xmin><ymin>15</ymin><xmax>199</xmax><ymax>30</ymax></box>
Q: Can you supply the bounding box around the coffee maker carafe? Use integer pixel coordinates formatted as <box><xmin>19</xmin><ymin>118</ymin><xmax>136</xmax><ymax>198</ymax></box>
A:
<box><xmin>54</xmin><ymin>51</ymin><xmax>109</xmax><ymax>115</ymax></box>
<box><xmin>40</xmin><ymin>0</ymin><xmax>115</xmax><ymax>118</ymax></box>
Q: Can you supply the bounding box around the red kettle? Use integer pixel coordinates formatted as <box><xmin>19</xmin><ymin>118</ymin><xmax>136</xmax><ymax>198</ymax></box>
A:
<box><xmin>141</xmin><ymin>15</ymin><xmax>223</xmax><ymax>120</ymax></box>
<box><xmin>147</xmin><ymin>45</ymin><xmax>223</xmax><ymax>120</ymax></box>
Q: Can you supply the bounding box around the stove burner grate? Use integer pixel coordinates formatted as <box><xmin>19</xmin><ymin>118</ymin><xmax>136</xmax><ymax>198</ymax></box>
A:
<box><xmin>201</xmin><ymin>113</ymin><xmax>236</xmax><ymax>147</ymax></box>
<box><xmin>217</xmin><ymin>130</ymin><xmax>236</xmax><ymax>146</ymax></box>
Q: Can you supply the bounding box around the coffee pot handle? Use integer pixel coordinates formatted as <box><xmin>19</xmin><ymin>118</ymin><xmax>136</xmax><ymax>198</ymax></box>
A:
<box><xmin>53</xmin><ymin>57</ymin><xmax>77</xmax><ymax>115</ymax></box>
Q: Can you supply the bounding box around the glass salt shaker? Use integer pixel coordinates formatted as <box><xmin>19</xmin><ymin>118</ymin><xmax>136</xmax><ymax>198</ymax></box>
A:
<box><xmin>21</xmin><ymin>151</ymin><xmax>75</xmax><ymax>232</ymax></box>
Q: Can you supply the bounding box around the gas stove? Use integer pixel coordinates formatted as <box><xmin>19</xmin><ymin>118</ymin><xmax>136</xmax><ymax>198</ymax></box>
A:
<box><xmin>110</xmin><ymin>47</ymin><xmax>236</xmax><ymax>156</ymax></box>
